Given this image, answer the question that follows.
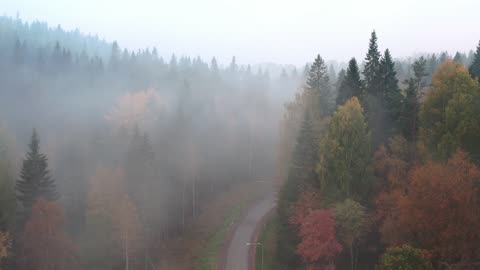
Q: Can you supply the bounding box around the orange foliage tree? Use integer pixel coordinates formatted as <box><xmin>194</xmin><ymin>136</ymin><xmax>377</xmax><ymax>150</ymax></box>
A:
<box><xmin>17</xmin><ymin>198</ymin><xmax>79</xmax><ymax>270</ymax></box>
<box><xmin>379</xmin><ymin>150</ymin><xmax>480</xmax><ymax>266</ymax></box>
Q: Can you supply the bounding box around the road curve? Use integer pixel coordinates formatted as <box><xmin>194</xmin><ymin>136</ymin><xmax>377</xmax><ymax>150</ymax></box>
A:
<box><xmin>225</xmin><ymin>194</ymin><xmax>276</xmax><ymax>270</ymax></box>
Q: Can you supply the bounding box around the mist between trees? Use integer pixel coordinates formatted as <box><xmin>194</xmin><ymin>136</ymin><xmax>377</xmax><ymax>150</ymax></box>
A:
<box><xmin>1</xmin><ymin>14</ymin><xmax>480</xmax><ymax>270</ymax></box>
<box><xmin>0</xmin><ymin>15</ymin><xmax>306</xmax><ymax>270</ymax></box>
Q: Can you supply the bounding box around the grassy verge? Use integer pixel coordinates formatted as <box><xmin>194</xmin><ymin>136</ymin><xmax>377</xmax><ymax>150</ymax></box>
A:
<box><xmin>255</xmin><ymin>213</ymin><xmax>278</xmax><ymax>270</ymax></box>
<box><xmin>196</xmin><ymin>205</ymin><xmax>242</xmax><ymax>270</ymax></box>
<box><xmin>196</xmin><ymin>181</ymin><xmax>269</xmax><ymax>270</ymax></box>
<box><xmin>150</xmin><ymin>180</ymin><xmax>267</xmax><ymax>270</ymax></box>
<box><xmin>154</xmin><ymin>181</ymin><xmax>269</xmax><ymax>270</ymax></box>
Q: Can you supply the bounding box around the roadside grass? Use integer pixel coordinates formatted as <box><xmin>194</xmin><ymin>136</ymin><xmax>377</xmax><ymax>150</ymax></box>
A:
<box><xmin>154</xmin><ymin>180</ymin><xmax>270</xmax><ymax>270</ymax></box>
<box><xmin>197</xmin><ymin>205</ymin><xmax>242</xmax><ymax>270</ymax></box>
<box><xmin>255</xmin><ymin>213</ymin><xmax>278</xmax><ymax>270</ymax></box>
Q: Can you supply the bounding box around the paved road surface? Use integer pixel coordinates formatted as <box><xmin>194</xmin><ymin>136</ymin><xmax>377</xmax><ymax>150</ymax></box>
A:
<box><xmin>225</xmin><ymin>194</ymin><xmax>276</xmax><ymax>270</ymax></box>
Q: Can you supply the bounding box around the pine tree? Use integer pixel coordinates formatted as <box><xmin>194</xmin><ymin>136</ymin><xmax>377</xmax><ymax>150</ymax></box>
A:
<box><xmin>363</xmin><ymin>31</ymin><xmax>382</xmax><ymax>96</ymax></box>
<box><xmin>16</xmin><ymin>130</ymin><xmax>58</xmax><ymax>223</ymax></box>
<box><xmin>469</xmin><ymin>40</ymin><xmax>480</xmax><ymax>80</ymax></box>
<box><xmin>306</xmin><ymin>54</ymin><xmax>332</xmax><ymax>116</ymax></box>
<box><xmin>380</xmin><ymin>49</ymin><xmax>402</xmax><ymax>128</ymax></box>
<box><xmin>337</xmin><ymin>58</ymin><xmax>363</xmax><ymax>106</ymax></box>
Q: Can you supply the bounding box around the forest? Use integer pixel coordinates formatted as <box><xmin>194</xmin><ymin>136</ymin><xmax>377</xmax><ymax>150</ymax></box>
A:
<box><xmin>274</xmin><ymin>30</ymin><xmax>480</xmax><ymax>270</ymax></box>
<box><xmin>1</xmin><ymin>11</ymin><xmax>480</xmax><ymax>270</ymax></box>
<box><xmin>0</xmin><ymin>15</ymin><xmax>297</xmax><ymax>270</ymax></box>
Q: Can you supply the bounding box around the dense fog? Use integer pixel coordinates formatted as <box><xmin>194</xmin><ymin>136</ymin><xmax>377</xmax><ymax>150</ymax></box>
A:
<box><xmin>0</xmin><ymin>15</ymin><xmax>306</xmax><ymax>269</ymax></box>
<box><xmin>1</xmin><ymin>12</ymin><xmax>480</xmax><ymax>270</ymax></box>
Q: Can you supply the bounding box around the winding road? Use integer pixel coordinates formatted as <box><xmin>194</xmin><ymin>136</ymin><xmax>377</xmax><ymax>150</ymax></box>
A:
<box><xmin>224</xmin><ymin>193</ymin><xmax>276</xmax><ymax>270</ymax></box>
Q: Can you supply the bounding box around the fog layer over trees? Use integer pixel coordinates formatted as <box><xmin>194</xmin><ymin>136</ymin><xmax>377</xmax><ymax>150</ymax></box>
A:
<box><xmin>2</xmin><ymin>14</ymin><xmax>480</xmax><ymax>270</ymax></box>
<box><xmin>0</xmin><ymin>16</ymin><xmax>301</xmax><ymax>270</ymax></box>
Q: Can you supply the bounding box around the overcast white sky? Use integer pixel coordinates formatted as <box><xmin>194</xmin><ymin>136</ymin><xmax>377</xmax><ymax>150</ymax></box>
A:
<box><xmin>3</xmin><ymin>0</ymin><xmax>480</xmax><ymax>65</ymax></box>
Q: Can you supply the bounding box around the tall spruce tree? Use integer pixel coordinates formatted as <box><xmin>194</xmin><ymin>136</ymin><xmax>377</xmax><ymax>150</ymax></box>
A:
<box><xmin>337</xmin><ymin>58</ymin><xmax>363</xmax><ymax>106</ymax></box>
<box><xmin>399</xmin><ymin>57</ymin><xmax>426</xmax><ymax>161</ymax></box>
<box><xmin>306</xmin><ymin>54</ymin><xmax>332</xmax><ymax>116</ymax></box>
<box><xmin>380</xmin><ymin>49</ymin><xmax>402</xmax><ymax>128</ymax></box>
<box><xmin>363</xmin><ymin>31</ymin><xmax>382</xmax><ymax>96</ymax></box>
<box><xmin>16</xmin><ymin>129</ymin><xmax>58</xmax><ymax>222</ymax></box>
<box><xmin>277</xmin><ymin>111</ymin><xmax>318</xmax><ymax>269</ymax></box>
<box><xmin>453</xmin><ymin>52</ymin><xmax>461</xmax><ymax>62</ymax></box>
<box><xmin>469</xmin><ymin>41</ymin><xmax>480</xmax><ymax>80</ymax></box>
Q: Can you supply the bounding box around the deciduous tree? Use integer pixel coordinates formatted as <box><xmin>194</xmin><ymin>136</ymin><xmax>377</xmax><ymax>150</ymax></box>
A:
<box><xmin>17</xmin><ymin>198</ymin><xmax>79</xmax><ymax>270</ymax></box>
<box><xmin>334</xmin><ymin>199</ymin><xmax>367</xmax><ymax>270</ymax></box>
<box><xmin>317</xmin><ymin>97</ymin><xmax>372</xmax><ymax>203</ymax></box>
<box><xmin>377</xmin><ymin>245</ymin><xmax>432</xmax><ymax>270</ymax></box>
<box><xmin>420</xmin><ymin>60</ymin><xmax>480</xmax><ymax>160</ymax></box>
<box><xmin>381</xmin><ymin>151</ymin><xmax>480</xmax><ymax>265</ymax></box>
<box><xmin>297</xmin><ymin>209</ymin><xmax>342</xmax><ymax>270</ymax></box>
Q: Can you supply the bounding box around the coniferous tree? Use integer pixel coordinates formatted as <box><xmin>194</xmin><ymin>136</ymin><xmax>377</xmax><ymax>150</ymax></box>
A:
<box><xmin>427</xmin><ymin>53</ymin><xmax>438</xmax><ymax>78</ymax></box>
<box><xmin>453</xmin><ymin>51</ymin><xmax>462</xmax><ymax>63</ymax></box>
<box><xmin>210</xmin><ymin>57</ymin><xmax>219</xmax><ymax>75</ymax></box>
<box><xmin>337</xmin><ymin>58</ymin><xmax>363</xmax><ymax>106</ymax></box>
<box><xmin>380</xmin><ymin>49</ymin><xmax>402</xmax><ymax>128</ymax></box>
<box><xmin>13</xmin><ymin>37</ymin><xmax>24</xmax><ymax>65</ymax></box>
<box><xmin>469</xmin><ymin>41</ymin><xmax>480</xmax><ymax>80</ymax></box>
<box><xmin>328</xmin><ymin>64</ymin><xmax>337</xmax><ymax>85</ymax></box>
<box><xmin>399</xmin><ymin>57</ymin><xmax>426</xmax><ymax>161</ymax></box>
<box><xmin>336</xmin><ymin>69</ymin><xmax>346</xmax><ymax>91</ymax></box>
<box><xmin>108</xmin><ymin>41</ymin><xmax>120</xmax><ymax>71</ymax></box>
<box><xmin>363</xmin><ymin>31</ymin><xmax>382</xmax><ymax>97</ymax></box>
<box><xmin>16</xmin><ymin>130</ymin><xmax>58</xmax><ymax>223</ymax></box>
<box><xmin>229</xmin><ymin>56</ymin><xmax>237</xmax><ymax>73</ymax></box>
<box><xmin>306</xmin><ymin>54</ymin><xmax>332</xmax><ymax>116</ymax></box>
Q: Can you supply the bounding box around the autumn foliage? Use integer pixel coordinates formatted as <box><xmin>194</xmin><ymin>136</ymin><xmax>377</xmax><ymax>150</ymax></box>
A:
<box><xmin>288</xmin><ymin>191</ymin><xmax>322</xmax><ymax>227</ymax></box>
<box><xmin>379</xmin><ymin>150</ymin><xmax>480</xmax><ymax>266</ymax></box>
<box><xmin>297</xmin><ymin>209</ymin><xmax>342</xmax><ymax>269</ymax></box>
<box><xmin>17</xmin><ymin>198</ymin><xmax>79</xmax><ymax>270</ymax></box>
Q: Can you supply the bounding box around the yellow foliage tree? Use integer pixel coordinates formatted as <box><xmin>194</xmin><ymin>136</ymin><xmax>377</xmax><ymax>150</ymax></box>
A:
<box><xmin>84</xmin><ymin>166</ymin><xmax>143</xmax><ymax>270</ymax></box>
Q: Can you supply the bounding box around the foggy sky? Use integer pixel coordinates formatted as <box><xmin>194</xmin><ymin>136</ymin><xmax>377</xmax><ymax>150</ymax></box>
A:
<box><xmin>4</xmin><ymin>0</ymin><xmax>480</xmax><ymax>65</ymax></box>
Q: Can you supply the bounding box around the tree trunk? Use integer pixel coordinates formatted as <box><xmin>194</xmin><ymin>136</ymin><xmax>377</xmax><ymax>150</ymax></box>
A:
<box><xmin>125</xmin><ymin>230</ymin><xmax>129</xmax><ymax>270</ymax></box>
<box><xmin>181</xmin><ymin>180</ymin><xmax>186</xmax><ymax>229</ymax></box>
<box><xmin>350</xmin><ymin>245</ymin><xmax>354</xmax><ymax>270</ymax></box>
<box><xmin>192</xmin><ymin>177</ymin><xmax>196</xmax><ymax>220</ymax></box>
